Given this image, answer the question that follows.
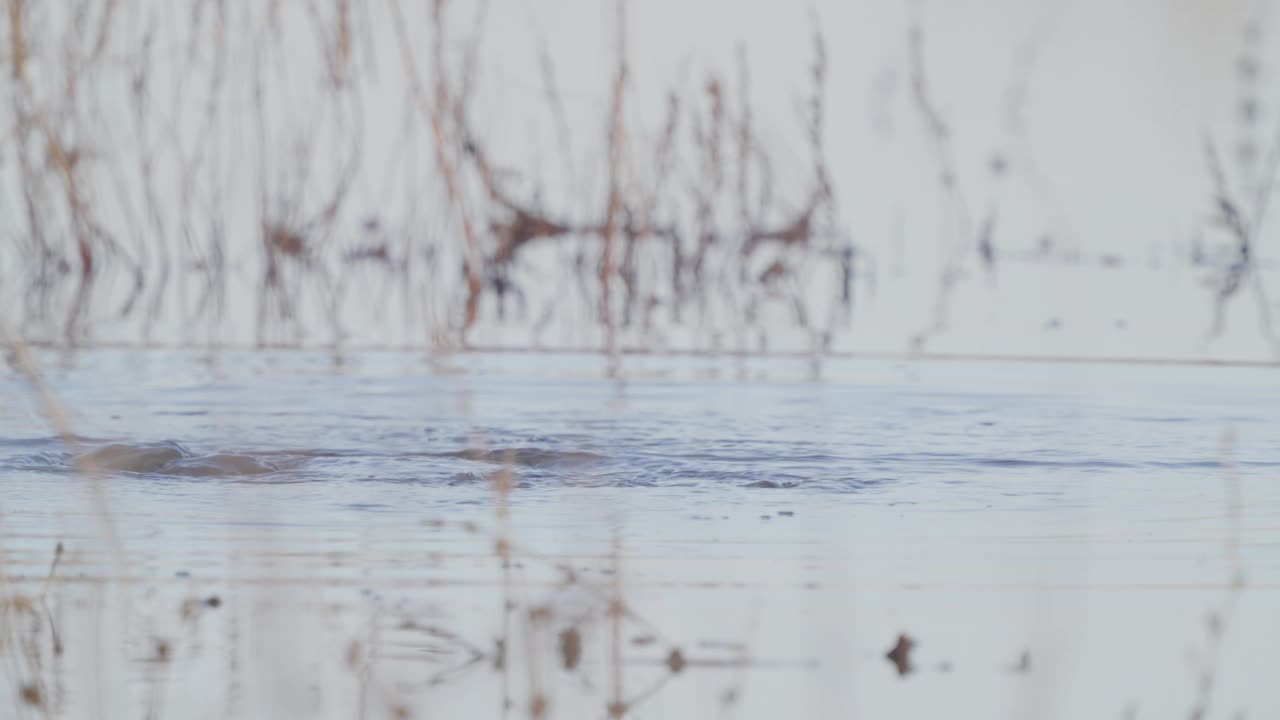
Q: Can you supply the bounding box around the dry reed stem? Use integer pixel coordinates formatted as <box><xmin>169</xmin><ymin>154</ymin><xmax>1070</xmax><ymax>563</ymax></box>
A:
<box><xmin>1203</xmin><ymin>135</ymin><xmax>1280</xmax><ymax>355</ymax></box>
<box><xmin>906</xmin><ymin>2</ymin><xmax>974</xmax><ymax>352</ymax></box>
<box><xmin>600</xmin><ymin>0</ymin><xmax>630</xmax><ymax>376</ymax></box>
<box><xmin>0</xmin><ymin>315</ymin><xmax>122</xmax><ymax>561</ymax></box>
<box><xmin>2</xmin><ymin>0</ymin><xmax>857</xmax><ymax>359</ymax></box>
<box><xmin>388</xmin><ymin>0</ymin><xmax>483</xmax><ymax>345</ymax></box>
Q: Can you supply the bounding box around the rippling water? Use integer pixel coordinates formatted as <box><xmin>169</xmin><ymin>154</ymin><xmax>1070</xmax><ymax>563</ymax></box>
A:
<box><xmin>1</xmin><ymin>351</ymin><xmax>1278</xmax><ymax>719</ymax></box>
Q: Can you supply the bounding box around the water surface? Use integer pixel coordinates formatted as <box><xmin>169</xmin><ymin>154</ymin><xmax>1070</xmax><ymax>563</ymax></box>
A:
<box><xmin>1</xmin><ymin>351</ymin><xmax>1277</xmax><ymax>719</ymax></box>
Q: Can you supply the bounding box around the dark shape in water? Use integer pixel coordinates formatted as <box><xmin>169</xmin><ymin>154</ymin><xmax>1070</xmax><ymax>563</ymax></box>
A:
<box><xmin>744</xmin><ymin>480</ymin><xmax>797</xmax><ymax>489</ymax></box>
<box><xmin>19</xmin><ymin>683</ymin><xmax>43</xmax><ymax>708</ymax></box>
<box><xmin>886</xmin><ymin>634</ymin><xmax>915</xmax><ymax>676</ymax></box>
<box><xmin>1010</xmin><ymin>650</ymin><xmax>1031</xmax><ymax>674</ymax></box>
<box><xmin>558</xmin><ymin>627</ymin><xmax>582</xmax><ymax>670</ymax></box>
<box><xmin>529</xmin><ymin>694</ymin><xmax>547</xmax><ymax>720</ymax></box>
<box><xmin>80</xmin><ymin>442</ymin><xmax>185</xmax><ymax>474</ymax></box>
<box><xmin>75</xmin><ymin>441</ymin><xmax>280</xmax><ymax>477</ymax></box>
<box><xmin>666</xmin><ymin>648</ymin><xmax>687</xmax><ymax>674</ymax></box>
<box><xmin>441</xmin><ymin>447</ymin><xmax>605</xmax><ymax>469</ymax></box>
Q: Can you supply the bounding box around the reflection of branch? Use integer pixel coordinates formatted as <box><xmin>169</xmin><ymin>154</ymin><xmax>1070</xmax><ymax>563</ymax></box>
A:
<box><xmin>1200</xmin><ymin>15</ymin><xmax>1280</xmax><ymax>357</ymax></box>
<box><xmin>600</xmin><ymin>0</ymin><xmax>630</xmax><ymax>371</ymax></box>
<box><xmin>743</xmin><ymin>205</ymin><xmax>815</xmax><ymax>256</ymax></box>
<box><xmin>1204</xmin><ymin>135</ymin><xmax>1280</xmax><ymax>355</ymax></box>
<box><xmin>388</xmin><ymin>0</ymin><xmax>484</xmax><ymax>342</ymax></box>
<box><xmin>452</xmin><ymin>18</ymin><xmax>840</xmax><ymax>348</ymax></box>
<box><xmin>466</xmin><ymin>143</ymin><xmax>577</xmax><ymax>263</ymax></box>
<box><xmin>907</xmin><ymin>6</ymin><xmax>975</xmax><ymax>350</ymax></box>
<box><xmin>1187</xmin><ymin>429</ymin><xmax>1248</xmax><ymax>720</ymax></box>
<box><xmin>3</xmin><ymin>1</ymin><xmax>852</xmax><ymax>356</ymax></box>
<box><xmin>535</xmin><ymin>31</ymin><xmax>577</xmax><ymax>199</ymax></box>
<box><xmin>1002</xmin><ymin>0</ymin><xmax>1065</xmax><ymax>137</ymax></box>
<box><xmin>998</xmin><ymin>1</ymin><xmax>1071</xmax><ymax>268</ymax></box>
<box><xmin>908</xmin><ymin>12</ymin><xmax>958</xmax><ymax>193</ymax></box>
<box><xmin>907</xmin><ymin>3</ymin><xmax>1063</xmax><ymax>351</ymax></box>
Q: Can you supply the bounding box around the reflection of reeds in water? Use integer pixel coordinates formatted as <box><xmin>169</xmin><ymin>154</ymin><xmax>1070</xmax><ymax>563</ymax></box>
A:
<box><xmin>5</xmin><ymin>2</ymin><xmax>1280</xmax><ymax>361</ymax></box>
<box><xmin>1</xmin><ymin>502</ymin><xmax>755</xmax><ymax>718</ymax></box>
<box><xmin>1199</xmin><ymin>16</ymin><xmax>1280</xmax><ymax>356</ymax></box>
<box><xmin>0</xmin><ymin>543</ymin><xmax>62</xmax><ymax>716</ymax></box>
<box><xmin>1</xmin><ymin>306</ymin><xmax>753</xmax><ymax>718</ymax></box>
<box><xmin>1186</xmin><ymin>428</ymin><xmax>1249</xmax><ymax>720</ymax></box>
<box><xmin>0</xmin><ymin>3</ymin><xmax>1273</xmax><ymax>718</ymax></box>
<box><xmin>1</xmin><ymin>0</ymin><xmax>851</xmax><ymax>359</ymax></box>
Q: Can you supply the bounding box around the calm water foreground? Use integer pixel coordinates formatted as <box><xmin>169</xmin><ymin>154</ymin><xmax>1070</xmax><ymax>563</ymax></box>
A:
<box><xmin>1</xmin><ymin>350</ymin><xmax>1278</xmax><ymax>719</ymax></box>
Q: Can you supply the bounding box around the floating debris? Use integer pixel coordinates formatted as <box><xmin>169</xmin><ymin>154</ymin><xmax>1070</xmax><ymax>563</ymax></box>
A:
<box><xmin>886</xmin><ymin>634</ymin><xmax>915</xmax><ymax>676</ymax></box>
<box><xmin>666</xmin><ymin>648</ymin><xmax>687</xmax><ymax>674</ymax></box>
<box><xmin>1010</xmin><ymin>650</ymin><xmax>1031</xmax><ymax>674</ymax></box>
<box><xmin>19</xmin><ymin>683</ymin><xmax>43</xmax><ymax>708</ymax></box>
<box><xmin>152</xmin><ymin>638</ymin><xmax>172</xmax><ymax>663</ymax></box>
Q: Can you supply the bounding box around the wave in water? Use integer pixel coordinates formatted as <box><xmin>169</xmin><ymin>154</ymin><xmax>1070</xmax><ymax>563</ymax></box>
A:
<box><xmin>0</xmin><ymin>437</ymin><xmax>1266</xmax><ymax>489</ymax></box>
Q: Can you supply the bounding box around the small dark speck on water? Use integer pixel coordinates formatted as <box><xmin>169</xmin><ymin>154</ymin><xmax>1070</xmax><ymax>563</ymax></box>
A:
<box><xmin>721</xmin><ymin>688</ymin><xmax>740</xmax><ymax>708</ymax></box>
<box><xmin>205</xmin><ymin>595</ymin><xmax>222</xmax><ymax>608</ymax></box>
<box><xmin>1010</xmin><ymin>650</ymin><xmax>1031</xmax><ymax>674</ymax></box>
<box><xmin>666</xmin><ymin>648</ymin><xmax>687</xmax><ymax>674</ymax></box>
<box><xmin>175</xmin><ymin>570</ymin><xmax>191</xmax><ymax>579</ymax></box>
<box><xmin>19</xmin><ymin>683</ymin><xmax>42</xmax><ymax>708</ymax></box>
<box><xmin>778</xmin><ymin>510</ymin><xmax>795</xmax><ymax>517</ymax></box>
<box><xmin>886</xmin><ymin>634</ymin><xmax>915</xmax><ymax>676</ymax></box>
